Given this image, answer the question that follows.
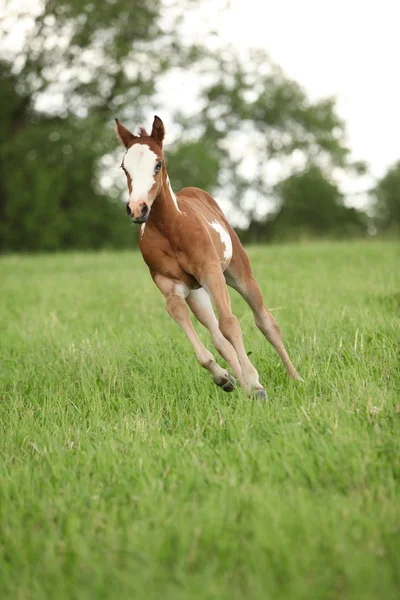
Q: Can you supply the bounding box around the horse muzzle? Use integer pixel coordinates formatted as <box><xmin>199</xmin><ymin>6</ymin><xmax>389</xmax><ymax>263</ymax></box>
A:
<box><xmin>126</xmin><ymin>201</ymin><xmax>149</xmax><ymax>223</ymax></box>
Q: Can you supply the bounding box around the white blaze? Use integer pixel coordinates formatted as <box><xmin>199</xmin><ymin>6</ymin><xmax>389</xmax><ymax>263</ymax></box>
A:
<box><xmin>140</xmin><ymin>223</ymin><xmax>146</xmax><ymax>238</ymax></box>
<box><xmin>124</xmin><ymin>144</ymin><xmax>158</xmax><ymax>201</ymax></box>
<box><xmin>208</xmin><ymin>220</ymin><xmax>233</xmax><ymax>263</ymax></box>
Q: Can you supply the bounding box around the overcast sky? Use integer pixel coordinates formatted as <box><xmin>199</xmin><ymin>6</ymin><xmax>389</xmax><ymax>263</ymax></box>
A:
<box><xmin>215</xmin><ymin>0</ymin><xmax>400</xmax><ymax>182</ymax></box>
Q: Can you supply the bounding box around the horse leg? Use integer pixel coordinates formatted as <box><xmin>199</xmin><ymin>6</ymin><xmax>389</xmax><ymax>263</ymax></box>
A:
<box><xmin>199</xmin><ymin>266</ymin><xmax>266</xmax><ymax>399</ymax></box>
<box><xmin>153</xmin><ymin>274</ymin><xmax>235</xmax><ymax>391</ymax></box>
<box><xmin>186</xmin><ymin>288</ymin><xmax>245</xmax><ymax>389</ymax></box>
<box><xmin>225</xmin><ymin>258</ymin><xmax>302</xmax><ymax>381</ymax></box>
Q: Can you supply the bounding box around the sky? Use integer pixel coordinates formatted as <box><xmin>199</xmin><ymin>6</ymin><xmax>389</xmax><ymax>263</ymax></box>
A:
<box><xmin>2</xmin><ymin>0</ymin><xmax>400</xmax><ymax>209</ymax></box>
<box><xmin>187</xmin><ymin>0</ymin><xmax>400</xmax><ymax>181</ymax></box>
<box><xmin>172</xmin><ymin>0</ymin><xmax>400</xmax><ymax>207</ymax></box>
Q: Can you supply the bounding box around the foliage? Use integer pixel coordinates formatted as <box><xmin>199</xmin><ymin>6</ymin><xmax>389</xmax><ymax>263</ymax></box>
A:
<box><xmin>273</xmin><ymin>165</ymin><xmax>367</xmax><ymax>241</ymax></box>
<box><xmin>373</xmin><ymin>160</ymin><xmax>400</xmax><ymax>233</ymax></box>
<box><xmin>0</xmin><ymin>60</ymin><xmax>134</xmax><ymax>251</ymax></box>
<box><xmin>171</xmin><ymin>48</ymin><xmax>365</xmax><ymax>201</ymax></box>
<box><xmin>238</xmin><ymin>166</ymin><xmax>368</xmax><ymax>243</ymax></box>
<box><xmin>0</xmin><ymin>0</ymin><xmax>205</xmax><ymax>251</ymax></box>
<box><xmin>0</xmin><ymin>0</ymin><xmax>180</xmax><ymax>252</ymax></box>
<box><xmin>10</xmin><ymin>0</ymin><xmax>163</xmax><ymax>118</ymax></box>
<box><xmin>1</xmin><ymin>242</ymin><xmax>400</xmax><ymax>598</ymax></box>
<box><xmin>166</xmin><ymin>139</ymin><xmax>221</xmax><ymax>192</ymax></box>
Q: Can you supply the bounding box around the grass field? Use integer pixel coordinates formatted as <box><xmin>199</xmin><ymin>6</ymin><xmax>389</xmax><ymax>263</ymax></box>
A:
<box><xmin>1</xmin><ymin>241</ymin><xmax>399</xmax><ymax>600</ymax></box>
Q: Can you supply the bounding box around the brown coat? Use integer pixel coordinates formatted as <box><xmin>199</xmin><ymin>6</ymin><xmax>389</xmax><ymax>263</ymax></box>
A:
<box><xmin>116</xmin><ymin>116</ymin><xmax>302</xmax><ymax>397</ymax></box>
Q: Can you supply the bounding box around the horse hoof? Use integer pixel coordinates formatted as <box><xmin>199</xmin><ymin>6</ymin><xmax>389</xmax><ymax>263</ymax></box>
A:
<box><xmin>220</xmin><ymin>375</ymin><xmax>236</xmax><ymax>393</ymax></box>
<box><xmin>253</xmin><ymin>388</ymin><xmax>267</xmax><ymax>401</ymax></box>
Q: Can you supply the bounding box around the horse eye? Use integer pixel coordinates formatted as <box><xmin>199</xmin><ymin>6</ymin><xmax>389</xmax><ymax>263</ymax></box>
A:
<box><xmin>155</xmin><ymin>161</ymin><xmax>162</xmax><ymax>172</ymax></box>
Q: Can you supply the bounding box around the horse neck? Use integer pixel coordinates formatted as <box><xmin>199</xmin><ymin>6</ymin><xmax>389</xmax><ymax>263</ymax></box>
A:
<box><xmin>149</xmin><ymin>169</ymin><xmax>181</xmax><ymax>231</ymax></box>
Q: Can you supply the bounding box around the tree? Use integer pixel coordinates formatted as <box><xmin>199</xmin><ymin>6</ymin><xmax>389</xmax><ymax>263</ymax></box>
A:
<box><xmin>3</xmin><ymin>0</ymin><xmax>203</xmax><ymax>122</ymax></box>
<box><xmin>0</xmin><ymin>0</ymin><xmax>200</xmax><ymax>251</ymax></box>
<box><xmin>373</xmin><ymin>161</ymin><xmax>400</xmax><ymax>233</ymax></box>
<box><xmin>170</xmin><ymin>48</ymin><xmax>364</xmax><ymax>211</ymax></box>
<box><xmin>0</xmin><ymin>59</ymin><xmax>133</xmax><ymax>251</ymax></box>
<box><xmin>238</xmin><ymin>166</ymin><xmax>367</xmax><ymax>243</ymax></box>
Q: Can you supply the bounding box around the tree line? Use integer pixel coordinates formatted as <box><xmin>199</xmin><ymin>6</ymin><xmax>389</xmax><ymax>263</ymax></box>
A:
<box><xmin>0</xmin><ymin>0</ymin><xmax>398</xmax><ymax>252</ymax></box>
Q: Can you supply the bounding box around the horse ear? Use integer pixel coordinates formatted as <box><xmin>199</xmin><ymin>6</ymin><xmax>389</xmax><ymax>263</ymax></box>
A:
<box><xmin>150</xmin><ymin>115</ymin><xmax>165</xmax><ymax>145</ymax></box>
<box><xmin>115</xmin><ymin>119</ymin><xmax>136</xmax><ymax>148</ymax></box>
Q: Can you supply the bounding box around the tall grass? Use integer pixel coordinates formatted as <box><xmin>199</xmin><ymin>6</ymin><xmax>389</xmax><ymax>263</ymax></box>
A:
<box><xmin>1</xmin><ymin>241</ymin><xmax>399</xmax><ymax>599</ymax></box>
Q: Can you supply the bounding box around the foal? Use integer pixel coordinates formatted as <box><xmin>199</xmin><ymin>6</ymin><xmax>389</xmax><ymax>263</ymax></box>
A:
<box><xmin>116</xmin><ymin>116</ymin><xmax>302</xmax><ymax>399</ymax></box>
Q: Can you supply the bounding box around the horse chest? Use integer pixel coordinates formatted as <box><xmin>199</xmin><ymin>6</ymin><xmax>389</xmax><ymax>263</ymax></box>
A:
<box><xmin>139</xmin><ymin>228</ymin><xmax>195</xmax><ymax>285</ymax></box>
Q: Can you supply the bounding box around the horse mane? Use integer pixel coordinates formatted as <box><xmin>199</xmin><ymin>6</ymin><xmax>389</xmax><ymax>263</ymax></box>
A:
<box><xmin>137</xmin><ymin>127</ymin><xmax>149</xmax><ymax>137</ymax></box>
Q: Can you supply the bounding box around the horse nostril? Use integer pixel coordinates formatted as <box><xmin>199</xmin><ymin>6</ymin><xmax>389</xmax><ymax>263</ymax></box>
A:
<box><xmin>141</xmin><ymin>203</ymin><xmax>148</xmax><ymax>218</ymax></box>
<box><xmin>126</xmin><ymin>203</ymin><xmax>131</xmax><ymax>216</ymax></box>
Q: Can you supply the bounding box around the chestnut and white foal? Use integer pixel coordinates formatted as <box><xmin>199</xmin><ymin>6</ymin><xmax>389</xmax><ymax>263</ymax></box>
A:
<box><xmin>116</xmin><ymin>116</ymin><xmax>302</xmax><ymax>399</ymax></box>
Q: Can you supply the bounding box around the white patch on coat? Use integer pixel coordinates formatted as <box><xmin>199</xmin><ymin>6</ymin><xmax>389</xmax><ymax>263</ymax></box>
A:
<box><xmin>188</xmin><ymin>288</ymin><xmax>216</xmax><ymax>315</ymax></box>
<box><xmin>124</xmin><ymin>144</ymin><xmax>158</xmax><ymax>202</ymax></box>
<box><xmin>208</xmin><ymin>220</ymin><xmax>233</xmax><ymax>263</ymax></box>
<box><xmin>140</xmin><ymin>223</ymin><xmax>146</xmax><ymax>238</ymax></box>
<box><xmin>175</xmin><ymin>282</ymin><xmax>190</xmax><ymax>299</ymax></box>
<box><xmin>166</xmin><ymin>175</ymin><xmax>182</xmax><ymax>213</ymax></box>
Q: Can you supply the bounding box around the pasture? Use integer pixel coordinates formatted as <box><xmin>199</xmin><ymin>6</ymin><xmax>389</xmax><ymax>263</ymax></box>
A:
<box><xmin>0</xmin><ymin>241</ymin><xmax>399</xmax><ymax>599</ymax></box>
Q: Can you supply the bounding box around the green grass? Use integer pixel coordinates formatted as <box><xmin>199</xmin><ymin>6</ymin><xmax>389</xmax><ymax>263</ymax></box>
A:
<box><xmin>1</xmin><ymin>241</ymin><xmax>399</xmax><ymax>600</ymax></box>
